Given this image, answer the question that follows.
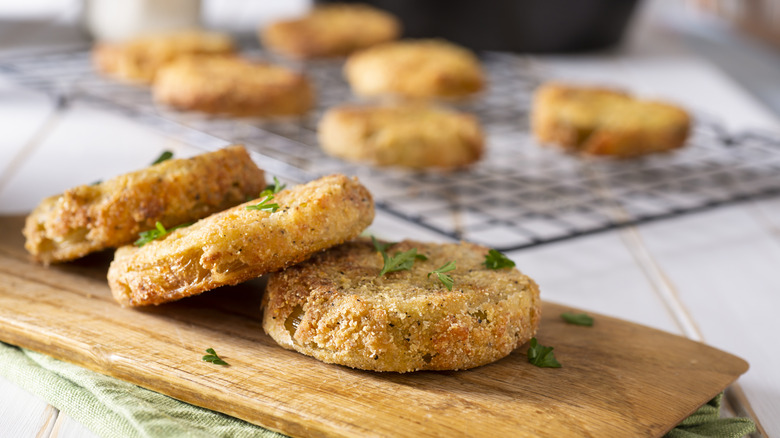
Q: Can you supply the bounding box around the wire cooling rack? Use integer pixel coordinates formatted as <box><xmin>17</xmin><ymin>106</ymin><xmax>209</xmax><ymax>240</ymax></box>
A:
<box><xmin>3</xmin><ymin>48</ymin><xmax>780</xmax><ymax>251</ymax></box>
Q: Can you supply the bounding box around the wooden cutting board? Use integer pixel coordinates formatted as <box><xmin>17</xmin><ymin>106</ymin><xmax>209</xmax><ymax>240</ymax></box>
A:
<box><xmin>0</xmin><ymin>215</ymin><xmax>748</xmax><ymax>437</ymax></box>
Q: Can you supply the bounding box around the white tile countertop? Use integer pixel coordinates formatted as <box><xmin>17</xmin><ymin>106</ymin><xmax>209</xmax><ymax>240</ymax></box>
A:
<box><xmin>2</xmin><ymin>2</ymin><xmax>780</xmax><ymax>437</ymax></box>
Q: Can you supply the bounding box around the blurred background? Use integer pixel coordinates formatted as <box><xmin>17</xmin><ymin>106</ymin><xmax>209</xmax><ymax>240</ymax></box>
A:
<box><xmin>0</xmin><ymin>0</ymin><xmax>778</xmax><ymax>118</ymax></box>
<box><xmin>0</xmin><ymin>0</ymin><xmax>780</xmax><ymax>120</ymax></box>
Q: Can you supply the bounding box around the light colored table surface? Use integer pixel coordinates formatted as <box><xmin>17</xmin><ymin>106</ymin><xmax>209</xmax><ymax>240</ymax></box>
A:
<box><xmin>2</xmin><ymin>2</ymin><xmax>780</xmax><ymax>437</ymax></box>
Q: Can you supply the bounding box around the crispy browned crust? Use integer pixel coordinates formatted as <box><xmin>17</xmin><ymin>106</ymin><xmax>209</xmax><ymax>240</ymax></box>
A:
<box><xmin>344</xmin><ymin>39</ymin><xmax>485</xmax><ymax>99</ymax></box>
<box><xmin>108</xmin><ymin>174</ymin><xmax>375</xmax><ymax>307</ymax></box>
<box><xmin>92</xmin><ymin>30</ymin><xmax>235</xmax><ymax>83</ymax></box>
<box><xmin>318</xmin><ymin>103</ymin><xmax>484</xmax><ymax>169</ymax></box>
<box><xmin>262</xmin><ymin>239</ymin><xmax>541</xmax><ymax>372</ymax></box>
<box><xmin>261</xmin><ymin>4</ymin><xmax>401</xmax><ymax>58</ymax></box>
<box><xmin>23</xmin><ymin>145</ymin><xmax>265</xmax><ymax>264</ymax></box>
<box><xmin>153</xmin><ymin>56</ymin><xmax>315</xmax><ymax>117</ymax></box>
<box><xmin>531</xmin><ymin>82</ymin><xmax>692</xmax><ymax>158</ymax></box>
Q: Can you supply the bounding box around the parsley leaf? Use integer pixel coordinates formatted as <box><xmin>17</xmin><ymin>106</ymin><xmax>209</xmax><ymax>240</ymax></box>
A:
<box><xmin>202</xmin><ymin>348</ymin><xmax>229</xmax><ymax>366</ymax></box>
<box><xmin>378</xmin><ymin>248</ymin><xmax>427</xmax><ymax>277</ymax></box>
<box><xmin>561</xmin><ymin>312</ymin><xmax>594</xmax><ymax>327</ymax></box>
<box><xmin>245</xmin><ymin>195</ymin><xmax>280</xmax><ymax>212</ymax></box>
<box><xmin>134</xmin><ymin>221</ymin><xmax>189</xmax><ymax>247</ymax></box>
<box><xmin>151</xmin><ymin>150</ymin><xmax>173</xmax><ymax>165</ymax></box>
<box><xmin>260</xmin><ymin>176</ymin><xmax>286</xmax><ymax>198</ymax></box>
<box><xmin>371</xmin><ymin>235</ymin><xmax>395</xmax><ymax>254</ymax></box>
<box><xmin>428</xmin><ymin>260</ymin><xmax>456</xmax><ymax>290</ymax></box>
<box><xmin>483</xmin><ymin>249</ymin><xmax>516</xmax><ymax>269</ymax></box>
<box><xmin>527</xmin><ymin>338</ymin><xmax>561</xmax><ymax>368</ymax></box>
<box><xmin>371</xmin><ymin>236</ymin><xmax>426</xmax><ymax>277</ymax></box>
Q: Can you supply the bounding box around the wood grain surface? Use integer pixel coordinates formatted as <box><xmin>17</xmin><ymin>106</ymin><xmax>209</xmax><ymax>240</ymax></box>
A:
<box><xmin>0</xmin><ymin>215</ymin><xmax>748</xmax><ymax>437</ymax></box>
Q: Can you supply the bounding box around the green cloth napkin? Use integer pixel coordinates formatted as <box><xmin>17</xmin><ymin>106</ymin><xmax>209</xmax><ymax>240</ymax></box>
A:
<box><xmin>0</xmin><ymin>342</ymin><xmax>284</xmax><ymax>438</ymax></box>
<box><xmin>664</xmin><ymin>392</ymin><xmax>756</xmax><ymax>438</ymax></box>
<box><xmin>0</xmin><ymin>341</ymin><xmax>756</xmax><ymax>438</ymax></box>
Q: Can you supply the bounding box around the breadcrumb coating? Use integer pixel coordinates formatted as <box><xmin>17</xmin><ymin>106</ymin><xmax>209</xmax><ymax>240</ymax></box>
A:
<box><xmin>263</xmin><ymin>239</ymin><xmax>541</xmax><ymax>372</ymax></box>
<box><xmin>23</xmin><ymin>145</ymin><xmax>265</xmax><ymax>264</ymax></box>
<box><xmin>108</xmin><ymin>174</ymin><xmax>374</xmax><ymax>307</ymax></box>
<box><xmin>92</xmin><ymin>30</ymin><xmax>235</xmax><ymax>83</ymax></box>
<box><xmin>153</xmin><ymin>56</ymin><xmax>314</xmax><ymax>117</ymax></box>
<box><xmin>344</xmin><ymin>39</ymin><xmax>485</xmax><ymax>99</ymax></box>
<box><xmin>532</xmin><ymin>82</ymin><xmax>691</xmax><ymax>157</ymax></box>
<box><xmin>318</xmin><ymin>103</ymin><xmax>484</xmax><ymax>168</ymax></box>
<box><xmin>261</xmin><ymin>4</ymin><xmax>401</xmax><ymax>58</ymax></box>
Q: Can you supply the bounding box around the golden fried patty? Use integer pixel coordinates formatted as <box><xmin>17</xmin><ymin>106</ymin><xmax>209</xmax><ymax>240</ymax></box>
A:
<box><xmin>92</xmin><ymin>30</ymin><xmax>235</xmax><ymax>83</ymax></box>
<box><xmin>24</xmin><ymin>145</ymin><xmax>265</xmax><ymax>264</ymax></box>
<box><xmin>318</xmin><ymin>103</ymin><xmax>484</xmax><ymax>168</ymax></box>
<box><xmin>263</xmin><ymin>239</ymin><xmax>541</xmax><ymax>372</ymax></box>
<box><xmin>344</xmin><ymin>39</ymin><xmax>485</xmax><ymax>99</ymax></box>
<box><xmin>532</xmin><ymin>82</ymin><xmax>691</xmax><ymax>158</ymax></box>
<box><xmin>108</xmin><ymin>174</ymin><xmax>374</xmax><ymax>307</ymax></box>
<box><xmin>261</xmin><ymin>4</ymin><xmax>401</xmax><ymax>58</ymax></box>
<box><xmin>153</xmin><ymin>56</ymin><xmax>315</xmax><ymax>117</ymax></box>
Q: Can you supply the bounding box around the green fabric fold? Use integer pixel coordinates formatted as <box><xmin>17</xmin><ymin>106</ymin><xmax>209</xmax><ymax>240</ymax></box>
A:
<box><xmin>0</xmin><ymin>342</ymin><xmax>284</xmax><ymax>438</ymax></box>
<box><xmin>664</xmin><ymin>393</ymin><xmax>756</xmax><ymax>438</ymax></box>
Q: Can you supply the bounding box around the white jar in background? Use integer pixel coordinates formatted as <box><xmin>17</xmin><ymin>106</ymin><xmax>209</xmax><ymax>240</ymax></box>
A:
<box><xmin>85</xmin><ymin>0</ymin><xmax>202</xmax><ymax>42</ymax></box>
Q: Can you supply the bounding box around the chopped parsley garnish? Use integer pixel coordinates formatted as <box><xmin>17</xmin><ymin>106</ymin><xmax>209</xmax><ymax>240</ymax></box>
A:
<box><xmin>151</xmin><ymin>150</ymin><xmax>173</xmax><ymax>165</ymax></box>
<box><xmin>371</xmin><ymin>236</ymin><xmax>427</xmax><ymax>277</ymax></box>
<box><xmin>202</xmin><ymin>348</ymin><xmax>229</xmax><ymax>366</ymax></box>
<box><xmin>260</xmin><ymin>176</ymin><xmax>286</xmax><ymax>198</ymax></box>
<box><xmin>134</xmin><ymin>221</ymin><xmax>189</xmax><ymax>247</ymax></box>
<box><xmin>483</xmin><ymin>249</ymin><xmax>516</xmax><ymax>270</ymax></box>
<box><xmin>378</xmin><ymin>249</ymin><xmax>427</xmax><ymax>277</ymax></box>
<box><xmin>428</xmin><ymin>260</ymin><xmax>456</xmax><ymax>290</ymax></box>
<box><xmin>245</xmin><ymin>195</ymin><xmax>279</xmax><ymax>212</ymax></box>
<box><xmin>561</xmin><ymin>312</ymin><xmax>594</xmax><ymax>327</ymax></box>
<box><xmin>527</xmin><ymin>338</ymin><xmax>561</xmax><ymax>368</ymax></box>
<box><xmin>371</xmin><ymin>235</ymin><xmax>395</xmax><ymax>254</ymax></box>
<box><xmin>379</xmin><ymin>248</ymin><xmax>427</xmax><ymax>277</ymax></box>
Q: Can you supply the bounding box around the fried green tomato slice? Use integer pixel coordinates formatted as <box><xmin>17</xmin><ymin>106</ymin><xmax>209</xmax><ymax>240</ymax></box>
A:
<box><xmin>263</xmin><ymin>238</ymin><xmax>541</xmax><ymax>372</ymax></box>
<box><xmin>108</xmin><ymin>174</ymin><xmax>374</xmax><ymax>307</ymax></box>
<box><xmin>24</xmin><ymin>145</ymin><xmax>265</xmax><ymax>264</ymax></box>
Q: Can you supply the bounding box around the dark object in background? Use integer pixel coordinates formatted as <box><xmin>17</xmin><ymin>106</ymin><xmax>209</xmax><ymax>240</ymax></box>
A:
<box><xmin>316</xmin><ymin>0</ymin><xmax>639</xmax><ymax>52</ymax></box>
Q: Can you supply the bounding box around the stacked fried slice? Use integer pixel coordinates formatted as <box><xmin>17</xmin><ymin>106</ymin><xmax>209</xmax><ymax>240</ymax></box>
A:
<box><xmin>24</xmin><ymin>145</ymin><xmax>265</xmax><ymax>264</ymax></box>
<box><xmin>108</xmin><ymin>174</ymin><xmax>374</xmax><ymax>306</ymax></box>
<box><xmin>263</xmin><ymin>239</ymin><xmax>541</xmax><ymax>372</ymax></box>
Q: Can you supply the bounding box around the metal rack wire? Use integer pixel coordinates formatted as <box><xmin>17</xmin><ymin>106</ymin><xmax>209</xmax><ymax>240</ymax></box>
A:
<box><xmin>3</xmin><ymin>48</ymin><xmax>780</xmax><ymax>251</ymax></box>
